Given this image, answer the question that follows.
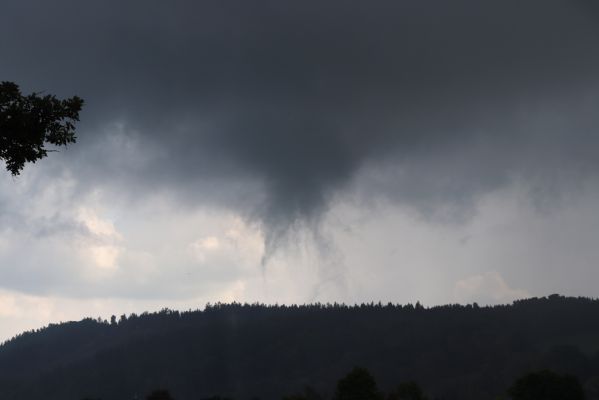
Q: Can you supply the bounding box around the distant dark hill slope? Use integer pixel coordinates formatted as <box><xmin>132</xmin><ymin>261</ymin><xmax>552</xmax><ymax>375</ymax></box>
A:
<box><xmin>1</xmin><ymin>296</ymin><xmax>599</xmax><ymax>400</ymax></box>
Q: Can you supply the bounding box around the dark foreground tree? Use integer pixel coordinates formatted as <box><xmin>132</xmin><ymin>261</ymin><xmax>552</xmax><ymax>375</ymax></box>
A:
<box><xmin>388</xmin><ymin>381</ymin><xmax>428</xmax><ymax>400</ymax></box>
<box><xmin>0</xmin><ymin>81</ymin><xmax>83</xmax><ymax>175</ymax></box>
<box><xmin>334</xmin><ymin>367</ymin><xmax>383</xmax><ymax>400</ymax></box>
<box><xmin>508</xmin><ymin>370</ymin><xmax>584</xmax><ymax>400</ymax></box>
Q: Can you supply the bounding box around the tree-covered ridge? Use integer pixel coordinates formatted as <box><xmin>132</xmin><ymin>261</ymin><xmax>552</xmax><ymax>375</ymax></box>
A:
<box><xmin>1</xmin><ymin>295</ymin><xmax>599</xmax><ymax>400</ymax></box>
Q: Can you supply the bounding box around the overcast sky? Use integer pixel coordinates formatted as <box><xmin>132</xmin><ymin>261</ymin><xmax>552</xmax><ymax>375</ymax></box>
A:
<box><xmin>1</xmin><ymin>0</ymin><xmax>599</xmax><ymax>341</ymax></box>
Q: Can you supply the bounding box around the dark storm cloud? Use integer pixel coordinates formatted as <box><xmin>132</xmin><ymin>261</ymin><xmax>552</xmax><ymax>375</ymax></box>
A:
<box><xmin>2</xmin><ymin>0</ymin><xmax>599</xmax><ymax>246</ymax></box>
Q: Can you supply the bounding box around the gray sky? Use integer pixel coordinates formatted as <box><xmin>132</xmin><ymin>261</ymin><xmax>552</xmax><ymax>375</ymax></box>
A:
<box><xmin>1</xmin><ymin>0</ymin><xmax>599</xmax><ymax>341</ymax></box>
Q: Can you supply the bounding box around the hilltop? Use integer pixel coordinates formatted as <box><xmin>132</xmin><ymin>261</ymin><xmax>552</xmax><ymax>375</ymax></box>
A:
<box><xmin>1</xmin><ymin>295</ymin><xmax>598</xmax><ymax>400</ymax></box>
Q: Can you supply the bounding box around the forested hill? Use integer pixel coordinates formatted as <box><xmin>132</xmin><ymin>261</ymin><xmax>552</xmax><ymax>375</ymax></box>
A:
<box><xmin>1</xmin><ymin>295</ymin><xmax>599</xmax><ymax>400</ymax></box>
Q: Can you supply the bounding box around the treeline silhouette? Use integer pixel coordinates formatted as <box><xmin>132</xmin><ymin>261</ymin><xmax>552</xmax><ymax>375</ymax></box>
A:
<box><xmin>1</xmin><ymin>295</ymin><xmax>599</xmax><ymax>400</ymax></box>
<box><xmin>116</xmin><ymin>367</ymin><xmax>587</xmax><ymax>400</ymax></box>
